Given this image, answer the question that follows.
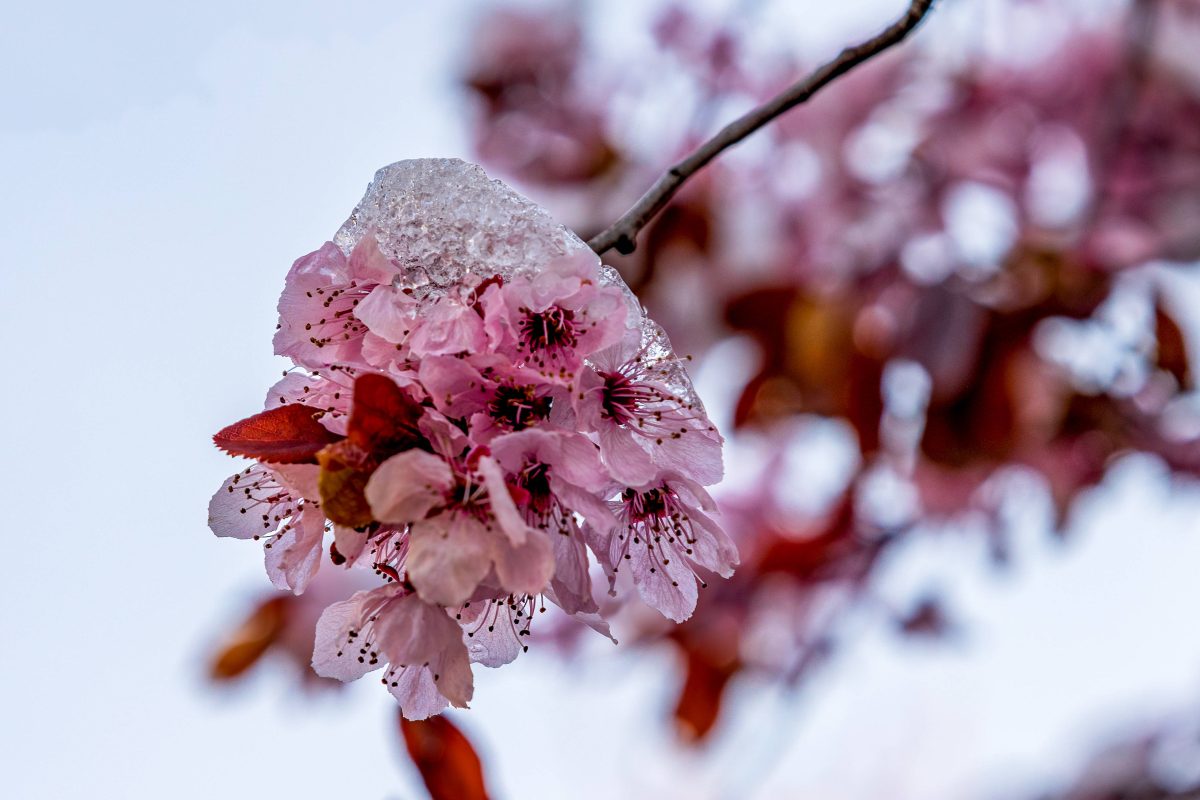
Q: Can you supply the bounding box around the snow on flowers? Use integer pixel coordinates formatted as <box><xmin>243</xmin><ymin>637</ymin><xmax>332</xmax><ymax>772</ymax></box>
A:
<box><xmin>207</xmin><ymin>159</ymin><xmax>736</xmax><ymax>718</ymax></box>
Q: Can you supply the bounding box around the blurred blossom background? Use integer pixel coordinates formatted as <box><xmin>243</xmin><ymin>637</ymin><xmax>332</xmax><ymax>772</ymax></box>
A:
<box><xmin>5</xmin><ymin>0</ymin><xmax>1200</xmax><ymax>797</ymax></box>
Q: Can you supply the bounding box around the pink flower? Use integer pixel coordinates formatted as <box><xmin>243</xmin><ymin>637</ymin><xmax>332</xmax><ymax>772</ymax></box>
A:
<box><xmin>409</xmin><ymin>287</ymin><xmax>490</xmax><ymax>357</ymax></box>
<box><xmin>419</xmin><ymin>353</ymin><xmax>561</xmax><ymax>442</ymax></box>
<box><xmin>578</xmin><ymin>335</ymin><xmax>725</xmax><ymax>486</ymax></box>
<box><xmin>312</xmin><ymin>584</ymin><xmax>473</xmax><ymax>719</ymax></box>
<box><xmin>489</xmin><ymin>428</ymin><xmax>617</xmax><ymax>615</ymax></box>
<box><xmin>273</xmin><ymin>235</ymin><xmax>397</xmax><ymax>369</ymax></box>
<box><xmin>591</xmin><ymin>472</ymin><xmax>739</xmax><ymax>623</ymax></box>
<box><xmin>364</xmin><ymin>448</ymin><xmax>555</xmax><ymax>607</ymax></box>
<box><xmin>208</xmin><ymin>463</ymin><xmax>327</xmax><ymax>594</ymax></box>
<box><xmin>265</xmin><ymin>370</ymin><xmax>355</xmax><ymax>435</ymax></box>
<box><xmin>482</xmin><ymin>251</ymin><xmax>628</xmax><ymax>383</ymax></box>
<box><xmin>210</xmin><ymin>159</ymin><xmax>735</xmax><ymax>714</ymax></box>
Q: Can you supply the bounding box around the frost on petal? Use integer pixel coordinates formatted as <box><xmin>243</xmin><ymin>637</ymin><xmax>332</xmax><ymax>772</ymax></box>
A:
<box><xmin>366</xmin><ymin>450</ymin><xmax>454</xmax><ymax>524</ymax></box>
<box><xmin>409</xmin><ymin>295</ymin><xmax>488</xmax><ymax>356</ymax></box>
<box><xmin>332</xmin><ymin>158</ymin><xmax>708</xmax><ymax>412</ymax></box>
<box><xmin>407</xmin><ymin>516</ymin><xmax>494</xmax><ymax>607</ymax></box>
<box><xmin>333</xmin><ymin>159</ymin><xmax>583</xmax><ymax>289</ymax></box>
<box><xmin>265</xmin><ymin>504</ymin><xmax>326</xmax><ymax>594</ymax></box>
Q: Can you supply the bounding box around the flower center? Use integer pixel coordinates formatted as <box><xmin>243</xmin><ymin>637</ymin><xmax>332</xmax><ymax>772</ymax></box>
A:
<box><xmin>624</xmin><ymin>487</ymin><xmax>670</xmax><ymax>522</ymax></box>
<box><xmin>447</xmin><ymin>473</ymin><xmax>490</xmax><ymax>522</ymax></box>
<box><xmin>488</xmin><ymin>384</ymin><xmax>552</xmax><ymax>430</ymax></box>
<box><xmin>519</xmin><ymin>306</ymin><xmax>577</xmax><ymax>352</ymax></box>
<box><xmin>600</xmin><ymin>371</ymin><xmax>661</xmax><ymax>425</ymax></box>
<box><xmin>516</xmin><ymin>462</ymin><xmax>554</xmax><ymax>518</ymax></box>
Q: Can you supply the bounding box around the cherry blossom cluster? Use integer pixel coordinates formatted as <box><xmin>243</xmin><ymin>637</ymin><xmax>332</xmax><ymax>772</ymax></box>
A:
<box><xmin>209</xmin><ymin>220</ymin><xmax>735</xmax><ymax>718</ymax></box>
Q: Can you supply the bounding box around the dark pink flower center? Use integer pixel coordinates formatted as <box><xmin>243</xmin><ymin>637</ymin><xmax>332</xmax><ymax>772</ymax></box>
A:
<box><xmin>623</xmin><ymin>487</ymin><xmax>671</xmax><ymax>522</ymax></box>
<box><xmin>519</xmin><ymin>306</ymin><xmax>577</xmax><ymax>352</ymax></box>
<box><xmin>488</xmin><ymin>384</ymin><xmax>552</xmax><ymax>430</ymax></box>
<box><xmin>600</xmin><ymin>371</ymin><xmax>662</xmax><ymax>425</ymax></box>
<box><xmin>448</xmin><ymin>476</ymin><xmax>490</xmax><ymax>521</ymax></box>
<box><xmin>516</xmin><ymin>462</ymin><xmax>554</xmax><ymax>518</ymax></box>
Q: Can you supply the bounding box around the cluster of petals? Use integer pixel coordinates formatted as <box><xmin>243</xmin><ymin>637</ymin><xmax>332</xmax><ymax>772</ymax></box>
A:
<box><xmin>210</xmin><ymin>233</ymin><xmax>735</xmax><ymax>717</ymax></box>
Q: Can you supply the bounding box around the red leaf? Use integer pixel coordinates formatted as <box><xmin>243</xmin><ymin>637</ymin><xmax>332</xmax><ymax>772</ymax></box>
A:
<box><xmin>314</xmin><ymin>374</ymin><xmax>429</xmax><ymax>527</ymax></box>
<box><xmin>399</xmin><ymin>713</ymin><xmax>490</xmax><ymax>800</ymax></box>
<box><xmin>756</xmin><ymin>496</ymin><xmax>865</xmax><ymax>582</ymax></box>
<box><xmin>208</xmin><ymin>596</ymin><xmax>291</xmax><ymax>681</ymax></box>
<box><xmin>213</xmin><ymin>404</ymin><xmax>341</xmax><ymax>464</ymax></box>
<box><xmin>346</xmin><ymin>373</ymin><xmax>425</xmax><ymax>455</ymax></box>
<box><xmin>673</xmin><ymin>647</ymin><xmax>738</xmax><ymax>743</ymax></box>
<box><xmin>1155</xmin><ymin>300</ymin><xmax>1192</xmax><ymax>390</ymax></box>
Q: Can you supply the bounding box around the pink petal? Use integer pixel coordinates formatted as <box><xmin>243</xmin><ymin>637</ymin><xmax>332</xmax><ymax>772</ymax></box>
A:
<box><xmin>598</xmin><ymin>422</ymin><xmax>658</xmax><ymax>486</ymax></box>
<box><xmin>491</xmin><ymin>526</ymin><xmax>555</xmax><ymax>597</ymax></box>
<box><xmin>347</xmin><ymin>233</ymin><xmax>397</xmax><ymax>285</ymax></box>
<box><xmin>264</xmin><ymin>505</ymin><xmax>326</xmax><ymax>594</ymax></box>
<box><xmin>208</xmin><ymin>466</ymin><xmax>298</xmax><ymax>540</ymax></box>
<box><xmin>407</xmin><ymin>516</ymin><xmax>494</xmax><ymax>606</ymax></box>
<box><xmin>311</xmin><ymin>585</ymin><xmax>399</xmax><ymax>681</ymax></box>
<box><xmin>366</xmin><ymin>450</ymin><xmax>454</xmax><ymax>524</ymax></box>
<box><xmin>476</xmin><ymin>455</ymin><xmax>530</xmax><ymax>545</ymax></box>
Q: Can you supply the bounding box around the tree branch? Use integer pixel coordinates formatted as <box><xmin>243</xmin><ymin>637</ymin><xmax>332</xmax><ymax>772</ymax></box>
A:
<box><xmin>587</xmin><ymin>0</ymin><xmax>936</xmax><ymax>257</ymax></box>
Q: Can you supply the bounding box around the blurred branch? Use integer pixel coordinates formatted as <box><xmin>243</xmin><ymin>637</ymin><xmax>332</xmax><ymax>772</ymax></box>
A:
<box><xmin>587</xmin><ymin>0</ymin><xmax>936</xmax><ymax>257</ymax></box>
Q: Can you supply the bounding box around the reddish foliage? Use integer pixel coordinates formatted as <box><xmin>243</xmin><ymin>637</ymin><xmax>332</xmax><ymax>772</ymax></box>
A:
<box><xmin>317</xmin><ymin>374</ymin><xmax>427</xmax><ymax>527</ymax></box>
<box><xmin>209</xmin><ymin>596</ymin><xmax>291</xmax><ymax>680</ymax></box>
<box><xmin>343</xmin><ymin>373</ymin><xmax>425</xmax><ymax>454</ymax></box>
<box><xmin>399</xmin><ymin>713</ymin><xmax>491</xmax><ymax>800</ymax></box>
<box><xmin>212</xmin><ymin>404</ymin><xmax>341</xmax><ymax>464</ymax></box>
<box><xmin>1155</xmin><ymin>299</ymin><xmax>1193</xmax><ymax>390</ymax></box>
<box><xmin>673</xmin><ymin>645</ymin><xmax>740</xmax><ymax>743</ymax></box>
<box><xmin>756</xmin><ymin>496</ymin><xmax>880</xmax><ymax>583</ymax></box>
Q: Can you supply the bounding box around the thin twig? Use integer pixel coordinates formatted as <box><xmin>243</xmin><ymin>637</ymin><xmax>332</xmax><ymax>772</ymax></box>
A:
<box><xmin>587</xmin><ymin>0</ymin><xmax>936</xmax><ymax>256</ymax></box>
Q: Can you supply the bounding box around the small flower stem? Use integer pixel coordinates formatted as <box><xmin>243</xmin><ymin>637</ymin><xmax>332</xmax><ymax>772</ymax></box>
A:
<box><xmin>587</xmin><ymin>0</ymin><xmax>936</xmax><ymax>257</ymax></box>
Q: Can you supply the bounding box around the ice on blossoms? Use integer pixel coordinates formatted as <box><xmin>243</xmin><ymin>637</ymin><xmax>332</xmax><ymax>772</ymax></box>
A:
<box><xmin>208</xmin><ymin>158</ymin><xmax>736</xmax><ymax>718</ymax></box>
